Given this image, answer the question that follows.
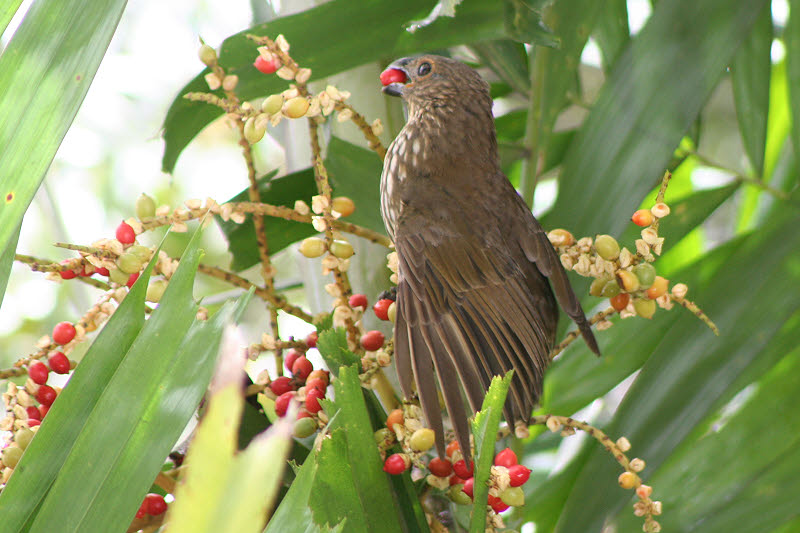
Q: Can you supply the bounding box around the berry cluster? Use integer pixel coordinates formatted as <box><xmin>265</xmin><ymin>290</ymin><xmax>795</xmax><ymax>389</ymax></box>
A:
<box><xmin>377</xmin><ymin>408</ymin><xmax>532</xmax><ymax>516</ymax></box>
<box><xmin>263</xmin><ymin>333</ymin><xmax>331</xmax><ymax>439</ymax></box>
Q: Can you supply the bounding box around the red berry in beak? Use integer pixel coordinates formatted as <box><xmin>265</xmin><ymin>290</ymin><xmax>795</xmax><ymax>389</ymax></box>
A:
<box><xmin>380</xmin><ymin>68</ymin><xmax>406</xmax><ymax>86</ymax></box>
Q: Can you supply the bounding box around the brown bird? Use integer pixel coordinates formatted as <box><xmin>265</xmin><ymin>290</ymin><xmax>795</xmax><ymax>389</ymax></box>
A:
<box><xmin>379</xmin><ymin>55</ymin><xmax>599</xmax><ymax>463</ymax></box>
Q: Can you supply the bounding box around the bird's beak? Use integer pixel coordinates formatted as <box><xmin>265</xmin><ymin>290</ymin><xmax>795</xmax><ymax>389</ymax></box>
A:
<box><xmin>381</xmin><ymin>58</ymin><xmax>411</xmax><ymax>98</ymax></box>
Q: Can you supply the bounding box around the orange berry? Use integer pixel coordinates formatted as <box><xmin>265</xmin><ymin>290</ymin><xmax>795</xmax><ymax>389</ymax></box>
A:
<box><xmin>386</xmin><ymin>408</ymin><xmax>404</xmax><ymax>431</ymax></box>
<box><xmin>610</xmin><ymin>293</ymin><xmax>630</xmax><ymax>312</ymax></box>
<box><xmin>632</xmin><ymin>209</ymin><xmax>654</xmax><ymax>227</ymax></box>
<box><xmin>646</xmin><ymin>276</ymin><xmax>669</xmax><ymax>299</ymax></box>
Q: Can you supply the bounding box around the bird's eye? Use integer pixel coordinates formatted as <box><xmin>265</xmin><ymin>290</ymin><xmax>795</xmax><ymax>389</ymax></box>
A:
<box><xmin>417</xmin><ymin>62</ymin><xmax>432</xmax><ymax>76</ymax></box>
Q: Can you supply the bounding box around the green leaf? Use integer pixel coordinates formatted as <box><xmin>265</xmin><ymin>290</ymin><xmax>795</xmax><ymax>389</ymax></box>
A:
<box><xmin>1</xmin><ymin>227</ymin><xmax>252</xmax><ymax>532</ymax></box>
<box><xmin>0</xmin><ymin>223</ymin><xmax>20</xmax><ymax>304</ymax></box>
<box><xmin>0</xmin><ymin>0</ymin><xmax>23</xmax><ymax>35</ymax></box>
<box><xmin>168</xmin><ymin>345</ymin><xmax>293</xmax><ymax>533</ymax></box>
<box><xmin>502</xmin><ymin>0</ymin><xmax>558</xmax><ymax>47</ymax></box>
<box><xmin>310</xmin><ymin>366</ymin><xmax>403</xmax><ymax>533</ymax></box>
<box><xmin>545</xmin><ymin>0</ymin><xmax>770</xmax><ymax>238</ymax></box>
<box><xmin>469</xmin><ymin>372</ymin><xmax>513</xmax><ymax>533</ymax></box>
<box><xmin>785</xmin><ymin>0</ymin><xmax>800</xmax><ymax>188</ymax></box>
<box><xmin>217</xmin><ymin>168</ymin><xmax>317</xmax><ymax>271</ymax></box>
<box><xmin>471</xmin><ymin>39</ymin><xmax>530</xmax><ymax>96</ymax></box>
<box><xmin>614</xmin><ymin>324</ymin><xmax>800</xmax><ymax>532</ymax></box>
<box><xmin>0</xmin><ymin>238</ymin><xmax>151</xmax><ymax>531</ymax></box>
<box><xmin>554</xmin><ymin>210</ymin><xmax>800</xmax><ymax>531</ymax></box>
<box><xmin>592</xmin><ymin>0</ymin><xmax>629</xmax><ymax>70</ymax></box>
<box><xmin>161</xmin><ymin>0</ymin><xmax>507</xmax><ymax>173</ymax></box>
<box><xmin>264</xmin><ymin>449</ymin><xmax>322</xmax><ymax>533</ymax></box>
<box><xmin>0</xmin><ymin>0</ymin><xmax>126</xmax><ymax>306</ymax></box>
<box><xmin>316</xmin><ymin>328</ymin><xmax>359</xmax><ymax>378</ymax></box>
<box><xmin>731</xmin><ymin>4</ymin><xmax>772</xmax><ymax>175</ymax></box>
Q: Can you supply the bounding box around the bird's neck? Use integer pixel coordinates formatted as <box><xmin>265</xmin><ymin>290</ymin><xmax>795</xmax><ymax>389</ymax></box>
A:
<box><xmin>404</xmin><ymin>100</ymin><xmax>499</xmax><ymax>173</ymax></box>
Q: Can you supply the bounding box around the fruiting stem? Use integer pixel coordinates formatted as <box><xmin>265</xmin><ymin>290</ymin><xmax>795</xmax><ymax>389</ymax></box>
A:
<box><xmin>549</xmin><ymin>307</ymin><xmax>616</xmax><ymax>360</ymax></box>
<box><xmin>671</xmin><ymin>295</ymin><xmax>719</xmax><ymax>335</ymax></box>
<box><xmin>333</xmin><ymin>101</ymin><xmax>387</xmax><ymax>159</ymax></box>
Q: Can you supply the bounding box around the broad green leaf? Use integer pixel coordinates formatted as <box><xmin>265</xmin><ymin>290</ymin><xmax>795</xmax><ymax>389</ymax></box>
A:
<box><xmin>731</xmin><ymin>4</ymin><xmax>772</xmax><ymax>175</ymax></box>
<box><xmin>168</xmin><ymin>353</ymin><xmax>293</xmax><ymax>533</ymax></box>
<box><xmin>545</xmin><ymin>0</ymin><xmax>770</xmax><ymax>238</ymax></box>
<box><xmin>310</xmin><ymin>366</ymin><xmax>403</xmax><ymax>533</ymax></box>
<box><xmin>17</xmin><ymin>228</ymin><xmax>252</xmax><ymax>532</ymax></box>
<box><xmin>786</xmin><ymin>0</ymin><xmax>800</xmax><ymax>189</ymax></box>
<box><xmin>162</xmin><ymin>0</ymin><xmax>507</xmax><ymax>173</ymax></box>
<box><xmin>592</xmin><ymin>0</ymin><xmax>629</xmax><ymax>71</ymax></box>
<box><xmin>0</xmin><ymin>0</ymin><xmax>126</xmax><ymax>306</ymax></box>
<box><xmin>469</xmin><ymin>373</ymin><xmax>512</xmax><ymax>533</ymax></box>
<box><xmin>0</xmin><ymin>0</ymin><xmax>23</xmax><ymax>35</ymax></box>
<box><xmin>502</xmin><ymin>0</ymin><xmax>558</xmax><ymax>47</ymax></box>
<box><xmin>264</xmin><ymin>449</ymin><xmax>322</xmax><ymax>533</ymax></box>
<box><xmin>0</xmin><ymin>223</ymin><xmax>20</xmax><ymax>304</ymax></box>
<box><xmin>614</xmin><ymin>320</ymin><xmax>800</xmax><ymax>532</ymax></box>
<box><xmin>520</xmin><ymin>0</ymin><xmax>603</xmax><ymax>205</ymax></box>
<box><xmin>217</xmin><ymin>167</ymin><xmax>317</xmax><ymax>271</ymax></box>
<box><xmin>554</xmin><ymin>211</ymin><xmax>800</xmax><ymax>531</ymax></box>
<box><xmin>0</xmin><ymin>237</ymin><xmax>151</xmax><ymax>531</ymax></box>
<box><xmin>471</xmin><ymin>39</ymin><xmax>530</xmax><ymax>96</ymax></box>
<box><xmin>316</xmin><ymin>328</ymin><xmax>359</xmax><ymax>378</ymax></box>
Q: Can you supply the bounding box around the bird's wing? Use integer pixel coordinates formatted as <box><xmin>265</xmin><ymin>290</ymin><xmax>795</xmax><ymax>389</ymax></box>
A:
<box><xmin>507</xmin><ymin>187</ymin><xmax>600</xmax><ymax>355</ymax></box>
<box><xmin>393</xmin><ymin>205</ymin><xmax>557</xmax><ymax>462</ymax></box>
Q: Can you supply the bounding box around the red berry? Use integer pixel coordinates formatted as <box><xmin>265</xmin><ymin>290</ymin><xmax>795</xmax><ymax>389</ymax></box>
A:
<box><xmin>126</xmin><ymin>272</ymin><xmax>139</xmax><ymax>288</ymax></box>
<box><xmin>305</xmin><ymin>387</ymin><xmax>325</xmax><ymax>414</ymax></box>
<box><xmin>462</xmin><ymin>477</ymin><xmax>474</xmax><ymax>499</ymax></box>
<box><xmin>39</xmin><ymin>405</ymin><xmax>49</xmax><ymax>418</ymax></box>
<box><xmin>348</xmin><ymin>293</ymin><xmax>368</xmax><ymax>310</ymax></box>
<box><xmin>296</xmin><ymin>409</ymin><xmax>313</xmax><ymax>420</ymax></box>
<box><xmin>116</xmin><ymin>221</ymin><xmax>136</xmax><ymax>244</ymax></box>
<box><xmin>380</xmin><ymin>68</ymin><xmax>407</xmax><ymax>86</ymax></box>
<box><xmin>610</xmin><ymin>293</ymin><xmax>630</xmax><ymax>312</ymax></box>
<box><xmin>488</xmin><ymin>494</ymin><xmax>509</xmax><ymax>513</ymax></box>
<box><xmin>508</xmin><ymin>464</ymin><xmax>531</xmax><ymax>487</ymax></box>
<box><xmin>291</xmin><ymin>355</ymin><xmax>313</xmax><ymax>381</ymax></box>
<box><xmin>428</xmin><ymin>457</ymin><xmax>453</xmax><ymax>478</ymax></box>
<box><xmin>448</xmin><ymin>474</ymin><xmax>464</xmax><ymax>486</ymax></box>
<box><xmin>284</xmin><ymin>349</ymin><xmax>301</xmax><ymax>373</ymax></box>
<box><xmin>275</xmin><ymin>391</ymin><xmax>294</xmax><ymax>417</ymax></box>
<box><xmin>305</xmin><ymin>331</ymin><xmax>318</xmax><ymax>348</ymax></box>
<box><xmin>631</xmin><ymin>209</ymin><xmax>654</xmax><ymax>227</ymax></box>
<box><xmin>29</xmin><ymin>362</ymin><xmax>49</xmax><ymax>385</ymax></box>
<box><xmin>453</xmin><ymin>459</ymin><xmax>473</xmax><ymax>479</ymax></box>
<box><xmin>386</xmin><ymin>408</ymin><xmax>404</xmax><ymax>430</ymax></box>
<box><xmin>48</xmin><ymin>352</ymin><xmax>70</xmax><ymax>374</ymax></box>
<box><xmin>36</xmin><ymin>385</ymin><xmax>57</xmax><ymax>406</ymax></box>
<box><xmin>305</xmin><ymin>377</ymin><xmax>327</xmax><ymax>394</ymax></box>
<box><xmin>373</xmin><ymin>299</ymin><xmax>392</xmax><ymax>320</ymax></box>
<box><xmin>254</xmin><ymin>55</ymin><xmax>279</xmax><ymax>74</ymax></box>
<box><xmin>269</xmin><ymin>376</ymin><xmax>294</xmax><ymax>396</ymax></box>
<box><xmin>143</xmin><ymin>493</ymin><xmax>167</xmax><ymax>515</ymax></box>
<box><xmin>383</xmin><ymin>453</ymin><xmax>409</xmax><ymax>475</ymax></box>
<box><xmin>26</xmin><ymin>406</ymin><xmax>41</xmax><ymax>420</ymax></box>
<box><xmin>135</xmin><ymin>505</ymin><xmax>146</xmax><ymax>519</ymax></box>
<box><xmin>494</xmin><ymin>447</ymin><xmax>518</xmax><ymax>468</ymax></box>
<box><xmin>307</xmin><ymin>369</ymin><xmax>329</xmax><ymax>386</ymax></box>
<box><xmin>360</xmin><ymin>330</ymin><xmax>385</xmax><ymax>351</ymax></box>
<box><xmin>58</xmin><ymin>261</ymin><xmax>77</xmax><ymax>280</ymax></box>
<box><xmin>28</xmin><ymin>419</ymin><xmax>41</xmax><ymax>427</ymax></box>
<box><xmin>446</xmin><ymin>440</ymin><xmax>460</xmax><ymax>459</ymax></box>
<box><xmin>95</xmin><ymin>266</ymin><xmax>110</xmax><ymax>276</ymax></box>
<box><xmin>52</xmin><ymin>322</ymin><xmax>76</xmax><ymax>345</ymax></box>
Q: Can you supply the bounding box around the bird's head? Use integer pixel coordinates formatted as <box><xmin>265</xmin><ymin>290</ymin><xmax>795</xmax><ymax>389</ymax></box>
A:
<box><xmin>380</xmin><ymin>55</ymin><xmax>491</xmax><ymax>116</ymax></box>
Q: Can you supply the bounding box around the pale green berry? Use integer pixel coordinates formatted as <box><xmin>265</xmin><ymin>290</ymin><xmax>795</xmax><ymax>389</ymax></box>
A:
<box><xmin>293</xmin><ymin>417</ymin><xmax>317</xmax><ymax>438</ymax></box>
<box><xmin>284</xmin><ymin>97</ymin><xmax>310</xmax><ymax>119</ymax></box>
<box><xmin>14</xmin><ymin>428</ymin><xmax>34</xmax><ymax>450</ymax></box>
<box><xmin>135</xmin><ymin>193</ymin><xmax>156</xmax><ymax>219</ymax></box>
<box><xmin>262</xmin><ymin>94</ymin><xmax>284</xmax><ymax>115</ymax></box>
<box><xmin>146</xmin><ymin>280</ymin><xmax>168</xmax><ymax>303</ymax></box>
<box><xmin>447</xmin><ymin>485</ymin><xmax>472</xmax><ymax>505</ymax></box>
<box><xmin>109</xmin><ymin>267</ymin><xmax>130</xmax><ymax>285</ymax></box>
<box><xmin>128</xmin><ymin>245</ymin><xmax>151</xmax><ymax>262</ymax></box>
<box><xmin>601</xmin><ymin>280</ymin><xmax>621</xmax><ymax>297</ymax></box>
<box><xmin>299</xmin><ymin>237</ymin><xmax>326</xmax><ymax>258</ymax></box>
<box><xmin>244</xmin><ymin>116</ymin><xmax>266</xmax><ymax>144</ymax></box>
<box><xmin>633</xmin><ymin>298</ymin><xmax>656</xmax><ymax>319</ymax></box>
<box><xmin>500</xmin><ymin>486</ymin><xmax>525</xmax><ymax>507</ymax></box>
<box><xmin>116</xmin><ymin>253</ymin><xmax>144</xmax><ymax>274</ymax></box>
<box><xmin>2</xmin><ymin>446</ymin><xmax>23</xmax><ymax>469</ymax></box>
<box><xmin>633</xmin><ymin>263</ymin><xmax>656</xmax><ymax>289</ymax></box>
<box><xmin>329</xmin><ymin>240</ymin><xmax>354</xmax><ymax>259</ymax></box>
<box><xmin>408</xmin><ymin>428</ymin><xmax>435</xmax><ymax>452</ymax></box>
<box><xmin>594</xmin><ymin>234</ymin><xmax>620</xmax><ymax>260</ymax></box>
<box><xmin>590</xmin><ymin>275</ymin><xmax>612</xmax><ymax>297</ymax></box>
